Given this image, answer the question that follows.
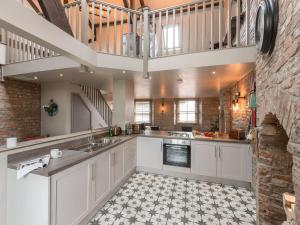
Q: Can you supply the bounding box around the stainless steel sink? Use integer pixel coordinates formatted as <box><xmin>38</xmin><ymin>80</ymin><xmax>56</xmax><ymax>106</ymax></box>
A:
<box><xmin>71</xmin><ymin>137</ymin><xmax>122</xmax><ymax>153</ymax></box>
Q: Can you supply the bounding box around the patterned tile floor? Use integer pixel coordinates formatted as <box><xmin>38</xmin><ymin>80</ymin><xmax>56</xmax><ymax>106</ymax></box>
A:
<box><xmin>88</xmin><ymin>172</ymin><xmax>256</xmax><ymax>225</ymax></box>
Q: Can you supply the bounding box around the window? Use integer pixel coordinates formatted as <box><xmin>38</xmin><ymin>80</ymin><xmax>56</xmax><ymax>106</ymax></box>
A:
<box><xmin>163</xmin><ymin>24</ymin><xmax>180</xmax><ymax>50</ymax></box>
<box><xmin>177</xmin><ymin>100</ymin><xmax>197</xmax><ymax>123</ymax></box>
<box><xmin>135</xmin><ymin>101</ymin><xmax>151</xmax><ymax>123</ymax></box>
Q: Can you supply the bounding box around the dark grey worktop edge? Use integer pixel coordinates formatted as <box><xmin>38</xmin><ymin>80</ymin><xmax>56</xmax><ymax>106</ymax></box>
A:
<box><xmin>8</xmin><ymin>133</ymin><xmax>249</xmax><ymax>177</ymax></box>
<box><xmin>8</xmin><ymin>135</ymin><xmax>137</xmax><ymax>177</ymax></box>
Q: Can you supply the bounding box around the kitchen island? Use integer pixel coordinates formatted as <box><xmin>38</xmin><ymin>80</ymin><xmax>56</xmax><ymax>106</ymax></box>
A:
<box><xmin>6</xmin><ymin>131</ymin><xmax>251</xmax><ymax>225</ymax></box>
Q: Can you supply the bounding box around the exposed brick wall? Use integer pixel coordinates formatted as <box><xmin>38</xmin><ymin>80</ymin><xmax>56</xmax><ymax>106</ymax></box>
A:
<box><xmin>0</xmin><ymin>78</ymin><xmax>41</xmax><ymax>145</ymax></box>
<box><xmin>219</xmin><ymin>71</ymin><xmax>255</xmax><ymax>133</ymax></box>
<box><xmin>230</xmin><ymin>71</ymin><xmax>254</xmax><ymax>131</ymax></box>
<box><xmin>149</xmin><ymin>98</ymin><xmax>219</xmax><ymax>131</ymax></box>
<box><xmin>250</xmin><ymin>0</ymin><xmax>300</xmax><ymax>224</ymax></box>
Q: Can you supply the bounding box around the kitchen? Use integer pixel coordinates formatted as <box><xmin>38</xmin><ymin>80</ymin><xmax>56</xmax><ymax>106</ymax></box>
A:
<box><xmin>2</xmin><ymin>67</ymin><xmax>256</xmax><ymax>225</ymax></box>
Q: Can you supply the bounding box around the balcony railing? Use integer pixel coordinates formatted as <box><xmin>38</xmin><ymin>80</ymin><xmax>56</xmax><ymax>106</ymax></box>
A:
<box><xmin>63</xmin><ymin>0</ymin><xmax>253</xmax><ymax>59</ymax></box>
<box><xmin>0</xmin><ymin>27</ymin><xmax>58</xmax><ymax>64</ymax></box>
<box><xmin>2</xmin><ymin>0</ymin><xmax>253</xmax><ymax>64</ymax></box>
<box><xmin>64</xmin><ymin>0</ymin><xmax>144</xmax><ymax>57</ymax></box>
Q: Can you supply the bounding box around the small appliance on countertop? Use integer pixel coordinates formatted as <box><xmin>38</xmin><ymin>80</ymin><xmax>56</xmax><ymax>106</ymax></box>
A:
<box><xmin>229</xmin><ymin>129</ymin><xmax>246</xmax><ymax>140</ymax></box>
<box><xmin>132</xmin><ymin>123</ymin><xmax>145</xmax><ymax>134</ymax></box>
<box><xmin>109</xmin><ymin>126</ymin><xmax>122</xmax><ymax>136</ymax></box>
<box><xmin>125</xmin><ymin>123</ymin><xmax>133</xmax><ymax>135</ymax></box>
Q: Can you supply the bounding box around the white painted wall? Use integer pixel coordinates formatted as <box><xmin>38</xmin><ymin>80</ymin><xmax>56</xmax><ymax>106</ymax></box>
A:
<box><xmin>41</xmin><ymin>82</ymin><xmax>107</xmax><ymax>137</ymax></box>
<box><xmin>0</xmin><ymin>153</ymin><xmax>8</xmax><ymax>225</ymax></box>
<box><xmin>0</xmin><ymin>43</ymin><xmax>6</xmax><ymax>64</ymax></box>
<box><xmin>41</xmin><ymin>82</ymin><xmax>71</xmax><ymax>136</ymax></box>
<box><xmin>112</xmin><ymin>79</ymin><xmax>135</xmax><ymax>130</ymax></box>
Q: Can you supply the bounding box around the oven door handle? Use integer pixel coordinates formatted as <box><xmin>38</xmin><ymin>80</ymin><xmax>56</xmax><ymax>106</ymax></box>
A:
<box><xmin>164</xmin><ymin>144</ymin><xmax>189</xmax><ymax>149</ymax></box>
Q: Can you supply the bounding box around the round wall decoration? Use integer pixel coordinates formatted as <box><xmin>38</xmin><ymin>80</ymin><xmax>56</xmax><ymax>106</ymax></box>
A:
<box><xmin>255</xmin><ymin>0</ymin><xmax>278</xmax><ymax>54</ymax></box>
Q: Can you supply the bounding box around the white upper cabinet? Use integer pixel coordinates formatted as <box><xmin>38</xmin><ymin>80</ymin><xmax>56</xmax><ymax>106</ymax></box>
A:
<box><xmin>137</xmin><ymin>137</ymin><xmax>163</xmax><ymax>169</ymax></box>
<box><xmin>191</xmin><ymin>141</ymin><xmax>217</xmax><ymax>177</ymax></box>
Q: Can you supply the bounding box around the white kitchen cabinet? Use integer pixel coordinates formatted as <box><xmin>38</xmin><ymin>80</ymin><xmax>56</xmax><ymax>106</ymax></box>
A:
<box><xmin>124</xmin><ymin>138</ymin><xmax>137</xmax><ymax>176</ymax></box>
<box><xmin>191</xmin><ymin>141</ymin><xmax>217</xmax><ymax>177</ymax></box>
<box><xmin>245</xmin><ymin>146</ymin><xmax>253</xmax><ymax>182</ymax></box>
<box><xmin>51</xmin><ymin>163</ymin><xmax>90</xmax><ymax>225</ymax></box>
<box><xmin>137</xmin><ymin>137</ymin><xmax>163</xmax><ymax>169</ymax></box>
<box><xmin>218</xmin><ymin>143</ymin><xmax>248</xmax><ymax>181</ymax></box>
<box><xmin>191</xmin><ymin>141</ymin><xmax>251</xmax><ymax>182</ymax></box>
<box><xmin>91</xmin><ymin>151</ymin><xmax>110</xmax><ymax>207</ymax></box>
<box><xmin>110</xmin><ymin>145</ymin><xmax>124</xmax><ymax>189</ymax></box>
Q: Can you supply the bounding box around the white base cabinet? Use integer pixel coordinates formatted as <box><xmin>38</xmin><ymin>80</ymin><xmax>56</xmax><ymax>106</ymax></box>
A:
<box><xmin>91</xmin><ymin>151</ymin><xmax>110</xmax><ymax>208</ymax></box>
<box><xmin>191</xmin><ymin>141</ymin><xmax>217</xmax><ymax>177</ymax></box>
<box><xmin>124</xmin><ymin>138</ymin><xmax>137</xmax><ymax>175</ymax></box>
<box><xmin>51</xmin><ymin>163</ymin><xmax>90</xmax><ymax>225</ymax></box>
<box><xmin>191</xmin><ymin>141</ymin><xmax>252</xmax><ymax>182</ymax></box>
<box><xmin>7</xmin><ymin>137</ymin><xmax>137</xmax><ymax>225</ymax></box>
<box><xmin>137</xmin><ymin>137</ymin><xmax>163</xmax><ymax>169</ymax></box>
<box><xmin>110</xmin><ymin>145</ymin><xmax>124</xmax><ymax>189</ymax></box>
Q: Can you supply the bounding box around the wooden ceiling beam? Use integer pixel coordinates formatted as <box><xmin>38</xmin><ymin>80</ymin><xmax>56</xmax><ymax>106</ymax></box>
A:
<box><xmin>26</xmin><ymin>0</ymin><xmax>41</xmax><ymax>13</ymax></box>
<box><xmin>139</xmin><ymin>0</ymin><xmax>145</xmax><ymax>8</ymax></box>
<box><xmin>123</xmin><ymin>0</ymin><xmax>129</xmax><ymax>9</ymax></box>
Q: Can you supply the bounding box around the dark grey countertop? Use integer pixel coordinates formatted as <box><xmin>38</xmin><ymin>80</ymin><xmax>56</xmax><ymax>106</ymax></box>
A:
<box><xmin>8</xmin><ymin>135</ymin><xmax>137</xmax><ymax>177</ymax></box>
<box><xmin>8</xmin><ymin>131</ymin><xmax>249</xmax><ymax>177</ymax></box>
<box><xmin>140</xmin><ymin>131</ymin><xmax>250</xmax><ymax>144</ymax></box>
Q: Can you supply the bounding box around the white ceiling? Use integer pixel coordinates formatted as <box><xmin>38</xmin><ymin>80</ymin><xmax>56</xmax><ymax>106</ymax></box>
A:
<box><xmin>13</xmin><ymin>62</ymin><xmax>254</xmax><ymax>99</ymax></box>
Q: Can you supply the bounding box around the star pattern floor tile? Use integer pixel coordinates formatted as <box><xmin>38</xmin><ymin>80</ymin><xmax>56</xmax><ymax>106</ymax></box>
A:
<box><xmin>87</xmin><ymin>172</ymin><xmax>256</xmax><ymax>225</ymax></box>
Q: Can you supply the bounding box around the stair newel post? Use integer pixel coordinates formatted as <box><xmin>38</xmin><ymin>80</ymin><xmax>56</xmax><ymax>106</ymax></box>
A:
<box><xmin>81</xmin><ymin>0</ymin><xmax>89</xmax><ymax>45</ymax></box>
<box><xmin>142</xmin><ymin>7</ymin><xmax>149</xmax><ymax>79</ymax></box>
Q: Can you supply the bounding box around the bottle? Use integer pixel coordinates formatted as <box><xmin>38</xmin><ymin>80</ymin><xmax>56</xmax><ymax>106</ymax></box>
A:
<box><xmin>109</xmin><ymin>127</ymin><xmax>113</xmax><ymax>137</ymax></box>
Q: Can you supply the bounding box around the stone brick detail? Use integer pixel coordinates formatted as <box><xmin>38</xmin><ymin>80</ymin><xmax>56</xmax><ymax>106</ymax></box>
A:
<box><xmin>256</xmin><ymin>114</ymin><xmax>293</xmax><ymax>225</ymax></box>
<box><xmin>219</xmin><ymin>71</ymin><xmax>255</xmax><ymax>133</ymax></box>
<box><xmin>0</xmin><ymin>78</ymin><xmax>41</xmax><ymax>145</ymax></box>
<box><xmin>250</xmin><ymin>0</ymin><xmax>300</xmax><ymax>224</ymax></box>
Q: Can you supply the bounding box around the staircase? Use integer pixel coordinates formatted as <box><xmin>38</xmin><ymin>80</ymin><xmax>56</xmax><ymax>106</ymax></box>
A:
<box><xmin>79</xmin><ymin>84</ymin><xmax>112</xmax><ymax>126</ymax></box>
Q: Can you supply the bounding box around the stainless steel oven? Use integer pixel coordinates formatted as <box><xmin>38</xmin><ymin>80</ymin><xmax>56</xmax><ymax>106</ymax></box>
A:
<box><xmin>163</xmin><ymin>139</ymin><xmax>191</xmax><ymax>168</ymax></box>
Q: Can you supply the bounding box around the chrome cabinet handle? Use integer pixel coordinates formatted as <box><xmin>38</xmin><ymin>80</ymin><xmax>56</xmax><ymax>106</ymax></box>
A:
<box><xmin>92</xmin><ymin>164</ymin><xmax>96</xmax><ymax>181</ymax></box>
<box><xmin>219</xmin><ymin>146</ymin><xmax>221</xmax><ymax>158</ymax></box>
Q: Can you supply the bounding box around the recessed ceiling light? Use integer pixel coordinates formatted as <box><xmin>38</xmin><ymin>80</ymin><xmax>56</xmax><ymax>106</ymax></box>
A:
<box><xmin>33</xmin><ymin>76</ymin><xmax>38</xmax><ymax>80</ymax></box>
<box><xmin>212</xmin><ymin>71</ymin><xmax>216</xmax><ymax>75</ymax></box>
<box><xmin>59</xmin><ymin>73</ymin><xmax>63</xmax><ymax>77</ymax></box>
<box><xmin>177</xmin><ymin>77</ymin><xmax>183</xmax><ymax>84</ymax></box>
<box><xmin>122</xmin><ymin>70</ymin><xmax>126</xmax><ymax>74</ymax></box>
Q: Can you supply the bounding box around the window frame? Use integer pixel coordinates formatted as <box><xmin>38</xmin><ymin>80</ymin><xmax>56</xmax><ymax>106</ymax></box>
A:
<box><xmin>162</xmin><ymin>23</ymin><xmax>181</xmax><ymax>51</ymax></box>
<box><xmin>134</xmin><ymin>100</ymin><xmax>152</xmax><ymax>124</ymax></box>
<box><xmin>175</xmin><ymin>99</ymin><xmax>198</xmax><ymax>124</ymax></box>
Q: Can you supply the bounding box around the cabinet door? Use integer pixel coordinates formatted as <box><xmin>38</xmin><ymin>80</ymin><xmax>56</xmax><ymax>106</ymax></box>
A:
<box><xmin>245</xmin><ymin>146</ymin><xmax>253</xmax><ymax>182</ymax></box>
<box><xmin>191</xmin><ymin>141</ymin><xmax>217</xmax><ymax>177</ymax></box>
<box><xmin>92</xmin><ymin>151</ymin><xmax>110</xmax><ymax>206</ymax></box>
<box><xmin>124</xmin><ymin>138</ymin><xmax>137</xmax><ymax>175</ymax></box>
<box><xmin>137</xmin><ymin>137</ymin><xmax>163</xmax><ymax>169</ymax></box>
<box><xmin>110</xmin><ymin>145</ymin><xmax>124</xmax><ymax>188</ymax></box>
<box><xmin>51</xmin><ymin>164</ymin><xmax>90</xmax><ymax>225</ymax></box>
<box><xmin>218</xmin><ymin>143</ymin><xmax>249</xmax><ymax>181</ymax></box>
